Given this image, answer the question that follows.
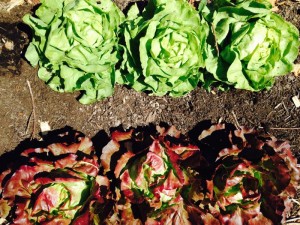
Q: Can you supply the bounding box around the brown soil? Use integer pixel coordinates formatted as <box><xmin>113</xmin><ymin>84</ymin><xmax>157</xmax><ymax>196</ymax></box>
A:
<box><xmin>0</xmin><ymin>1</ymin><xmax>299</xmax><ymax>160</ymax></box>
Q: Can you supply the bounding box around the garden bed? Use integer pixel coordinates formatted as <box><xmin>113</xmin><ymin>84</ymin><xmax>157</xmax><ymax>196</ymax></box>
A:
<box><xmin>0</xmin><ymin>0</ymin><xmax>299</xmax><ymax>223</ymax></box>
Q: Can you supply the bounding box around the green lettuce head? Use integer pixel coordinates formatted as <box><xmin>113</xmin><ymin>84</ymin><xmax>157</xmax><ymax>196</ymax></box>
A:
<box><xmin>118</xmin><ymin>0</ymin><xmax>209</xmax><ymax>97</ymax></box>
<box><xmin>23</xmin><ymin>0</ymin><xmax>124</xmax><ymax>104</ymax></box>
<box><xmin>203</xmin><ymin>0</ymin><xmax>300</xmax><ymax>91</ymax></box>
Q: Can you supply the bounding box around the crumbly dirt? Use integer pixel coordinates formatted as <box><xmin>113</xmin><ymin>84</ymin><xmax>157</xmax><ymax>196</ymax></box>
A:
<box><xmin>0</xmin><ymin>0</ymin><xmax>299</xmax><ymax>223</ymax></box>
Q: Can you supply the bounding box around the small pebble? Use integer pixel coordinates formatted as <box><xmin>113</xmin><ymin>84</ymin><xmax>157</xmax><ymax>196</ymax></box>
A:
<box><xmin>4</xmin><ymin>40</ymin><xmax>14</xmax><ymax>50</ymax></box>
<box><xmin>292</xmin><ymin>95</ymin><xmax>300</xmax><ymax>108</ymax></box>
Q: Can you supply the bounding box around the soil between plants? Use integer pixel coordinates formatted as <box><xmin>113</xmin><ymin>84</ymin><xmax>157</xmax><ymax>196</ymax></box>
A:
<box><xmin>0</xmin><ymin>0</ymin><xmax>299</xmax><ymax>159</ymax></box>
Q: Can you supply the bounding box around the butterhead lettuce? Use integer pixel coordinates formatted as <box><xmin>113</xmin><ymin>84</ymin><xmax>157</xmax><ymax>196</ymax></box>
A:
<box><xmin>23</xmin><ymin>0</ymin><xmax>124</xmax><ymax>104</ymax></box>
<box><xmin>203</xmin><ymin>0</ymin><xmax>300</xmax><ymax>91</ymax></box>
<box><xmin>117</xmin><ymin>0</ymin><xmax>209</xmax><ymax>97</ymax></box>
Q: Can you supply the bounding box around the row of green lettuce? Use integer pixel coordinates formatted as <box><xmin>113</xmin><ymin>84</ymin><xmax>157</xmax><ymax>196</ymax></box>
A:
<box><xmin>24</xmin><ymin>0</ymin><xmax>300</xmax><ymax>104</ymax></box>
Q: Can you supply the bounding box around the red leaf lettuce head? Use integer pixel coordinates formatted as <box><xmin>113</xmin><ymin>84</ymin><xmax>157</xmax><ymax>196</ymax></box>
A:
<box><xmin>0</xmin><ymin>132</ymin><xmax>109</xmax><ymax>225</ymax></box>
<box><xmin>196</xmin><ymin>123</ymin><xmax>300</xmax><ymax>224</ymax></box>
<box><xmin>100</xmin><ymin>125</ymin><xmax>200</xmax><ymax>223</ymax></box>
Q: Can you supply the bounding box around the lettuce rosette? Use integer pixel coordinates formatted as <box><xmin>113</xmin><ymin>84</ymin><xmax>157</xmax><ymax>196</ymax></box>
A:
<box><xmin>99</xmin><ymin>126</ymin><xmax>200</xmax><ymax>223</ymax></box>
<box><xmin>117</xmin><ymin>0</ymin><xmax>209</xmax><ymax>96</ymax></box>
<box><xmin>192</xmin><ymin>124</ymin><xmax>300</xmax><ymax>224</ymax></box>
<box><xmin>23</xmin><ymin>0</ymin><xmax>124</xmax><ymax>104</ymax></box>
<box><xmin>0</xmin><ymin>133</ymin><xmax>110</xmax><ymax>225</ymax></box>
<box><xmin>203</xmin><ymin>0</ymin><xmax>300</xmax><ymax>91</ymax></box>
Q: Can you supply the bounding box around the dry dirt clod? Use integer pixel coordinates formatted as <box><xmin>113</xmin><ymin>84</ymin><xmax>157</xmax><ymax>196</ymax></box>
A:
<box><xmin>292</xmin><ymin>95</ymin><xmax>300</xmax><ymax>108</ymax></box>
<box><xmin>293</xmin><ymin>64</ymin><xmax>300</xmax><ymax>76</ymax></box>
<box><xmin>4</xmin><ymin>40</ymin><xmax>14</xmax><ymax>50</ymax></box>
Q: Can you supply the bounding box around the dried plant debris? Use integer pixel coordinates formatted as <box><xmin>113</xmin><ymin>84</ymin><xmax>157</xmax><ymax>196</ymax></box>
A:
<box><xmin>0</xmin><ymin>0</ymin><xmax>39</xmax><ymax>11</ymax></box>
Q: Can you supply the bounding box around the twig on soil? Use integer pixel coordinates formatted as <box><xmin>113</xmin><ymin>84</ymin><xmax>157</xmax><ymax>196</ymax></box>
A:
<box><xmin>26</xmin><ymin>80</ymin><xmax>37</xmax><ymax>139</ymax></box>
<box><xmin>2</xmin><ymin>0</ymin><xmax>24</xmax><ymax>11</ymax></box>
<box><xmin>269</xmin><ymin>127</ymin><xmax>300</xmax><ymax>130</ymax></box>
<box><xmin>231</xmin><ymin>110</ymin><xmax>240</xmax><ymax>129</ymax></box>
<box><xmin>285</xmin><ymin>217</ymin><xmax>300</xmax><ymax>223</ymax></box>
<box><xmin>291</xmin><ymin>198</ymin><xmax>300</xmax><ymax>206</ymax></box>
<box><xmin>274</xmin><ymin>103</ymin><xmax>282</xmax><ymax>109</ymax></box>
<box><xmin>282</xmin><ymin>101</ymin><xmax>289</xmax><ymax>114</ymax></box>
<box><xmin>25</xmin><ymin>111</ymin><xmax>33</xmax><ymax>135</ymax></box>
<box><xmin>258</xmin><ymin>126</ymin><xmax>300</xmax><ymax>130</ymax></box>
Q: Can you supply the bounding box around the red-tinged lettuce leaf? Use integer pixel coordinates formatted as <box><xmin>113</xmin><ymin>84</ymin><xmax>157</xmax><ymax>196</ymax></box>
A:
<box><xmin>111</xmin><ymin>130</ymin><xmax>133</xmax><ymax>142</ymax></box>
<box><xmin>169</xmin><ymin>144</ymin><xmax>200</xmax><ymax>160</ymax></box>
<box><xmin>12</xmin><ymin>200</ymin><xmax>32</xmax><ymax>225</ymax></box>
<box><xmin>104</xmin><ymin>203</ymin><xmax>143</xmax><ymax>225</ymax></box>
<box><xmin>200</xmin><ymin>213</ymin><xmax>221</xmax><ymax>225</ymax></box>
<box><xmin>40</xmin><ymin>217</ymin><xmax>72</xmax><ymax>225</ymax></box>
<box><xmin>0</xmin><ymin>199</ymin><xmax>10</xmax><ymax>220</ymax></box>
<box><xmin>21</xmin><ymin>136</ymin><xmax>94</xmax><ymax>157</ymax></box>
<box><xmin>54</xmin><ymin>154</ymin><xmax>99</xmax><ymax>177</ymax></box>
<box><xmin>198</xmin><ymin>124</ymin><xmax>226</xmax><ymax>140</ymax></box>
<box><xmin>145</xmin><ymin>197</ymin><xmax>191</xmax><ymax>225</ymax></box>
<box><xmin>0</xmin><ymin>132</ymin><xmax>107</xmax><ymax>225</ymax></box>
<box><xmin>142</xmin><ymin>151</ymin><xmax>166</xmax><ymax>179</ymax></box>
<box><xmin>157</xmin><ymin>126</ymin><xmax>181</xmax><ymax>138</ymax></box>
<box><xmin>119</xmin><ymin>204</ymin><xmax>143</xmax><ymax>225</ymax></box>
<box><xmin>114</xmin><ymin>151</ymin><xmax>135</xmax><ymax>178</ymax></box>
<box><xmin>0</xmin><ymin>169</ymin><xmax>11</xmax><ymax>195</ymax></box>
<box><xmin>248</xmin><ymin>213</ymin><xmax>273</xmax><ymax>225</ymax></box>
<box><xmin>266</xmin><ymin>139</ymin><xmax>300</xmax><ymax>187</ymax></box>
<box><xmin>119</xmin><ymin>169</ymin><xmax>142</xmax><ymax>204</ymax></box>
<box><xmin>47</xmin><ymin>141</ymin><xmax>84</xmax><ymax>156</ymax></box>
<box><xmin>2</xmin><ymin>164</ymin><xmax>53</xmax><ymax>201</ymax></box>
<box><xmin>100</xmin><ymin>140</ymin><xmax>121</xmax><ymax>174</ymax></box>
<box><xmin>71</xmin><ymin>208</ymin><xmax>90</xmax><ymax>225</ymax></box>
<box><xmin>21</xmin><ymin>147</ymin><xmax>49</xmax><ymax>156</ymax></box>
<box><xmin>31</xmin><ymin>183</ymin><xmax>69</xmax><ymax>215</ymax></box>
